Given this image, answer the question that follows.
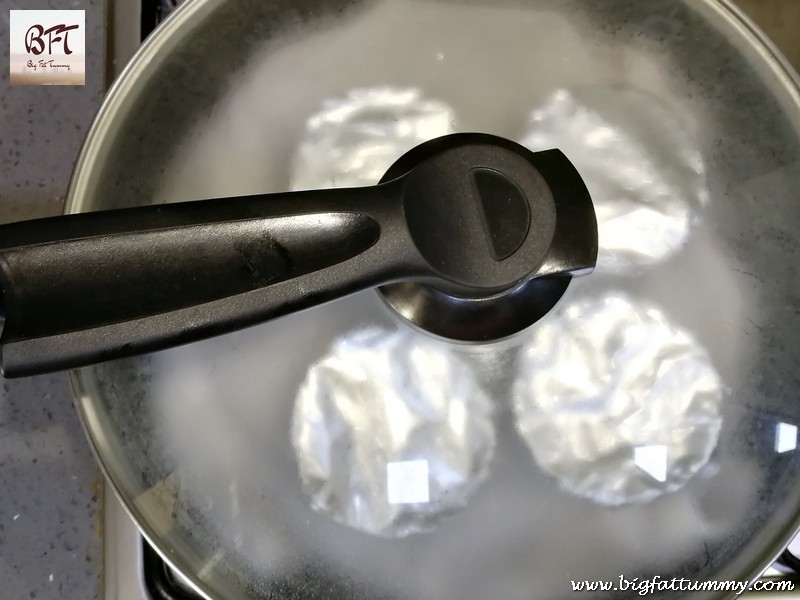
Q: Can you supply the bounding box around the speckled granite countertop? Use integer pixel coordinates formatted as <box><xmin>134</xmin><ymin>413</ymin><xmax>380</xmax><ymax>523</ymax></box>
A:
<box><xmin>0</xmin><ymin>2</ymin><xmax>106</xmax><ymax>599</ymax></box>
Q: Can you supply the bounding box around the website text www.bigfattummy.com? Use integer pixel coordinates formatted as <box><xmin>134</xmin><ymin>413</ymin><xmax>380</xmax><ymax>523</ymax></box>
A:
<box><xmin>571</xmin><ymin>576</ymin><xmax>795</xmax><ymax>595</ymax></box>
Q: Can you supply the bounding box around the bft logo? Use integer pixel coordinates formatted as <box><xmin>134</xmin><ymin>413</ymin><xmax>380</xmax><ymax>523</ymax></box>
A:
<box><xmin>10</xmin><ymin>10</ymin><xmax>86</xmax><ymax>85</ymax></box>
<box><xmin>25</xmin><ymin>23</ymin><xmax>81</xmax><ymax>56</ymax></box>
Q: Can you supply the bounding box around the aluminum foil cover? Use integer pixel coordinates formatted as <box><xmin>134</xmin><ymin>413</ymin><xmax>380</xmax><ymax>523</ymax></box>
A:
<box><xmin>520</xmin><ymin>87</ymin><xmax>708</xmax><ymax>275</ymax></box>
<box><xmin>290</xmin><ymin>87</ymin><xmax>456</xmax><ymax>191</ymax></box>
<box><xmin>291</xmin><ymin>328</ymin><xmax>495</xmax><ymax>538</ymax></box>
<box><xmin>513</xmin><ymin>294</ymin><xmax>723</xmax><ymax>506</ymax></box>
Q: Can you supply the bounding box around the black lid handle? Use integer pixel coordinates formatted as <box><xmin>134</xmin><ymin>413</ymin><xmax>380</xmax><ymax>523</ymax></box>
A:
<box><xmin>0</xmin><ymin>133</ymin><xmax>597</xmax><ymax>377</ymax></box>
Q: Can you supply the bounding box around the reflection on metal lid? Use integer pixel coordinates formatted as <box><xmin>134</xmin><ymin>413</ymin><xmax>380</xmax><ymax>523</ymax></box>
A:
<box><xmin>291</xmin><ymin>328</ymin><xmax>494</xmax><ymax>538</ymax></box>
<box><xmin>634</xmin><ymin>445</ymin><xmax>669</xmax><ymax>482</ymax></box>
<box><xmin>512</xmin><ymin>293</ymin><xmax>723</xmax><ymax>506</ymax></box>
<box><xmin>386</xmin><ymin>459</ymin><xmax>430</xmax><ymax>505</ymax></box>
<box><xmin>775</xmin><ymin>422</ymin><xmax>798</xmax><ymax>454</ymax></box>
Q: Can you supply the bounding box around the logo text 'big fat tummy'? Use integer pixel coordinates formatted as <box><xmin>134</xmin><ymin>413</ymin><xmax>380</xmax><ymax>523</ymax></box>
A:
<box><xmin>9</xmin><ymin>10</ymin><xmax>86</xmax><ymax>85</ymax></box>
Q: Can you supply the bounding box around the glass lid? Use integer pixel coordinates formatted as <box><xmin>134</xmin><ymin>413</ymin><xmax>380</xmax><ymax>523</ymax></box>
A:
<box><xmin>67</xmin><ymin>0</ymin><xmax>800</xmax><ymax>598</ymax></box>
